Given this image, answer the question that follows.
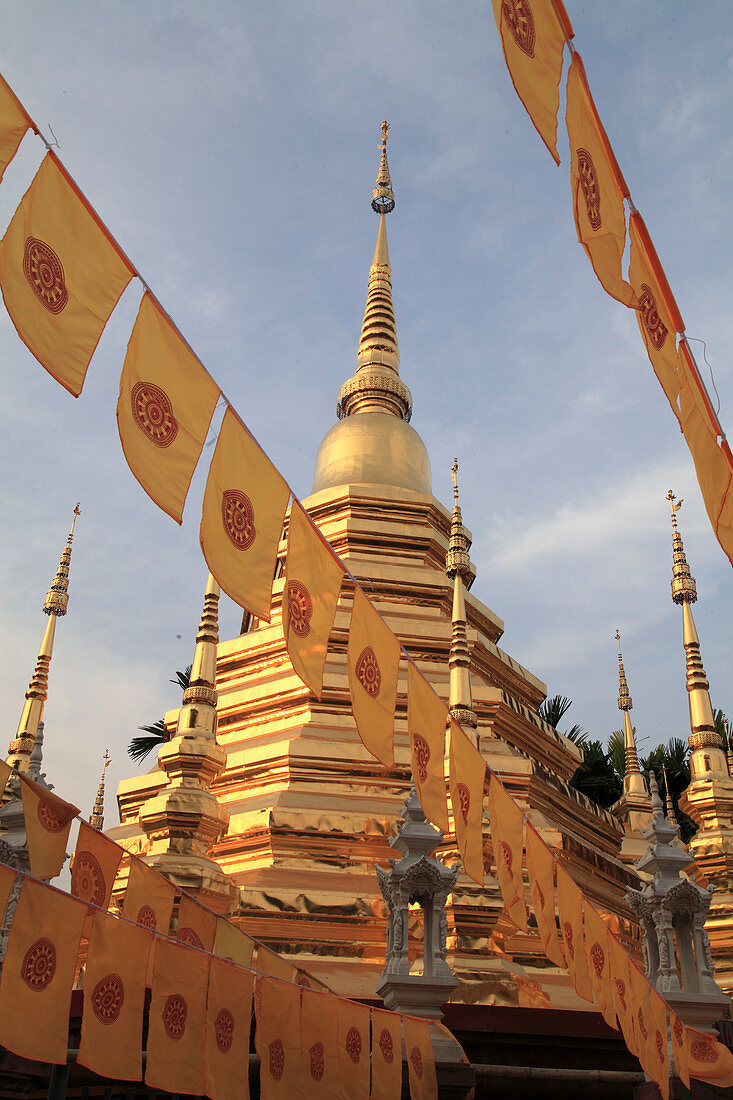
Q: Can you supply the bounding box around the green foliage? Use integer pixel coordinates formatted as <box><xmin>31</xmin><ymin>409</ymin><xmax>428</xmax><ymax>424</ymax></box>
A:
<box><xmin>127</xmin><ymin>667</ymin><xmax>192</xmax><ymax>765</ymax></box>
<box><xmin>569</xmin><ymin>739</ymin><xmax>622</xmax><ymax>809</ymax></box>
<box><xmin>539</xmin><ymin>695</ymin><xmax>588</xmax><ymax>746</ymax></box>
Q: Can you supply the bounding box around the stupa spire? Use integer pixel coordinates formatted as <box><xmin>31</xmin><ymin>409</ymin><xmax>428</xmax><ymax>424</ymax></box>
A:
<box><xmin>336</xmin><ymin>122</ymin><xmax>412</xmax><ymax>421</ymax></box>
<box><xmin>446</xmin><ymin>460</ymin><xmax>477</xmax><ymax>732</ymax></box>
<box><xmin>615</xmin><ymin>630</ymin><xmax>645</xmax><ymax>793</ymax></box>
<box><xmin>7</xmin><ymin>505</ymin><xmax>80</xmax><ymax>773</ymax></box>
<box><xmin>662</xmin><ymin>764</ymin><xmax>677</xmax><ymax>824</ymax></box>
<box><xmin>89</xmin><ymin>750</ymin><xmax>110</xmax><ymax>831</ymax></box>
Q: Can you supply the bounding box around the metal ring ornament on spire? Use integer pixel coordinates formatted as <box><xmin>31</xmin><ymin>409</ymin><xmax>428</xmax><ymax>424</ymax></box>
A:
<box><xmin>372</xmin><ymin>120</ymin><xmax>395</xmax><ymax>214</ymax></box>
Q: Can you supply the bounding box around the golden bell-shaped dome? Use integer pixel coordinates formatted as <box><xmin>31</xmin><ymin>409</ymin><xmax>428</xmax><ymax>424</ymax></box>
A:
<box><xmin>312</xmin><ymin>411</ymin><xmax>431</xmax><ymax>495</ymax></box>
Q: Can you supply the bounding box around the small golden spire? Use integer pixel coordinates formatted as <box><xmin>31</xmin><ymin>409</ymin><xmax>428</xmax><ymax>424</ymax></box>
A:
<box><xmin>662</xmin><ymin>764</ymin><xmax>677</xmax><ymax>824</ymax></box>
<box><xmin>371</xmin><ymin>120</ymin><xmax>395</xmax><ymax>214</ymax></box>
<box><xmin>178</xmin><ymin>573</ymin><xmax>220</xmax><ymax>734</ymax></box>
<box><xmin>446</xmin><ymin>460</ymin><xmax>477</xmax><ymax>731</ymax></box>
<box><xmin>7</xmin><ymin>505</ymin><xmax>80</xmax><ymax>772</ymax></box>
<box><xmin>667</xmin><ymin>490</ymin><xmax>696</xmax><ymax>604</ymax></box>
<box><xmin>89</xmin><ymin>750</ymin><xmax>110</xmax><ymax>830</ymax></box>
<box><xmin>615</xmin><ymin>630</ymin><xmax>645</xmax><ymax>793</ymax></box>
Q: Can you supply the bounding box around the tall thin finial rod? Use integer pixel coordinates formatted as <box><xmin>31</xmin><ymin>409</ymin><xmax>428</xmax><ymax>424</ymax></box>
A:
<box><xmin>451</xmin><ymin>458</ymin><xmax>460</xmax><ymax>505</ymax></box>
<box><xmin>371</xmin><ymin>120</ymin><xmax>395</xmax><ymax>214</ymax></box>
<box><xmin>661</xmin><ymin>764</ymin><xmax>677</xmax><ymax>824</ymax></box>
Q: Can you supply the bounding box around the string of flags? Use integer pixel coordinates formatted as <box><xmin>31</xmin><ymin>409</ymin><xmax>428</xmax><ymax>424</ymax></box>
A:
<box><xmin>491</xmin><ymin>0</ymin><xmax>733</xmax><ymax>566</ymax></box>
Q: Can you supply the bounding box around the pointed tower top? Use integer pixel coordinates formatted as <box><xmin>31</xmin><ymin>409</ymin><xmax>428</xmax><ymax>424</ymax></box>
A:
<box><xmin>89</xmin><ymin>750</ymin><xmax>110</xmax><ymax>830</ymax></box>
<box><xmin>446</xmin><ymin>459</ymin><xmax>472</xmax><ymax>583</ymax></box>
<box><xmin>667</xmin><ymin>491</ymin><xmax>697</xmax><ymax>604</ymax></box>
<box><xmin>649</xmin><ymin>771</ymin><xmax>665</xmax><ymax>821</ymax></box>
<box><xmin>371</xmin><ymin>120</ymin><xmax>395</xmax><ymax>214</ymax></box>
<box><xmin>446</xmin><ymin>460</ymin><xmax>477</xmax><ymax>731</ymax></box>
<box><xmin>616</xmin><ymin>629</ymin><xmax>632</xmax><ymax>711</ymax></box>
<box><xmin>44</xmin><ymin>503</ymin><xmax>80</xmax><ymax>616</ymax></box>
<box><xmin>614</xmin><ymin>630</ymin><xmax>645</xmax><ymax>793</ymax></box>
<box><xmin>661</xmin><ymin>764</ymin><xmax>677</xmax><ymax>824</ymax></box>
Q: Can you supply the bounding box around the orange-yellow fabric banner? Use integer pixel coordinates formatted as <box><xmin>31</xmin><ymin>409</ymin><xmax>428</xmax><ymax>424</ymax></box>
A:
<box><xmin>122</xmin><ymin>855</ymin><xmax>176</xmax><ymax>934</ymax></box>
<box><xmin>0</xmin><ymin>73</ymin><xmax>31</xmax><ymax>185</ymax></box>
<box><xmin>19</xmin><ymin>772</ymin><xmax>78</xmax><ymax>879</ymax></box>
<box><xmin>0</xmin><ymin>759</ymin><xmax>10</xmax><ymax>796</ymax></box>
<box><xmin>608</xmin><ymin>936</ymin><xmax>637</xmax><ymax>1056</ymax></box>
<box><xmin>254</xmin><ymin>975</ymin><xmax>305</xmax><ymax>1100</ymax></box>
<box><xmin>336</xmin><ymin>999</ymin><xmax>371</xmax><ymax>1100</ymax></box>
<box><xmin>370</xmin><ymin>1007</ymin><xmax>402</xmax><ymax>1100</ymax></box>
<box><xmin>403</xmin><ymin>1014</ymin><xmax>438</xmax><ymax>1100</ymax></box>
<box><xmin>0</xmin><ymin>863</ymin><xmax>15</xmax><ymax>925</ymax></box>
<box><xmin>256</xmin><ymin>944</ymin><xmax>297</xmax><ymax>982</ymax></box>
<box><xmin>649</xmin><ymin>988</ymin><xmax>670</xmax><ymax>1100</ymax></box>
<box><xmin>70</xmin><ymin>820</ymin><xmax>122</xmax><ymax>911</ymax></box>
<box><xmin>525</xmin><ymin>826</ymin><xmax>563</xmax><ymax>966</ymax></box>
<box><xmin>283</xmin><ymin>500</ymin><xmax>344</xmax><ymax>698</ymax></box>
<box><xmin>448</xmin><ymin>719</ymin><xmax>486</xmax><ymax>885</ymax></box>
<box><xmin>301</xmin><ymin>989</ymin><xmax>342</xmax><ymax>1098</ymax></box>
<box><xmin>687</xmin><ymin>1025</ymin><xmax>733</xmax><ymax>1088</ymax></box>
<box><xmin>205</xmin><ymin>955</ymin><xmax>254</xmax><ymax>1100</ymax></box>
<box><xmin>407</xmin><ymin>668</ymin><xmax>449</xmax><ymax>831</ymax></box>
<box><xmin>214</xmin><ymin>915</ymin><xmax>255</xmax><ymax>969</ymax></box>
<box><xmin>628</xmin><ymin>962</ymin><xmax>656</xmax><ymax>1083</ymax></box>
<box><xmin>117</xmin><ymin>292</ymin><xmax>220</xmax><ymax>524</ymax></box>
<box><xmin>0</xmin><ymin>153</ymin><xmax>133</xmax><ymax>396</ymax></box>
<box><xmin>347</xmin><ymin>586</ymin><xmax>400</xmax><ymax>766</ymax></box>
<box><xmin>146</xmin><ymin>938</ymin><xmax>209</xmax><ymax>1095</ymax></box>
<box><xmin>177</xmin><ymin>892</ymin><xmax>217</xmax><ymax>952</ymax></box>
<box><xmin>565</xmin><ymin>54</ymin><xmax>635</xmax><ymax>307</ymax></box>
<box><xmin>0</xmin><ymin>878</ymin><xmax>86</xmax><ymax>1064</ymax></box>
<box><xmin>200</xmin><ymin>408</ymin><xmax>290</xmax><ymax>621</ymax></box>
<box><xmin>77</xmin><ymin>908</ymin><xmax>154</xmax><ymax>1082</ymax></box>
<box><xmin>556</xmin><ymin>863</ymin><xmax>593</xmax><ymax>1003</ymax></box>
<box><xmin>491</xmin><ymin>0</ymin><xmax>572</xmax><ymax>164</ymax></box>
<box><xmin>668</xmin><ymin>1004</ymin><xmax>690</xmax><ymax>1089</ymax></box>
<box><xmin>488</xmin><ymin>773</ymin><xmax>528</xmax><ymax>931</ymax></box>
<box><xmin>583</xmin><ymin>903</ymin><xmax>617</xmax><ymax>1029</ymax></box>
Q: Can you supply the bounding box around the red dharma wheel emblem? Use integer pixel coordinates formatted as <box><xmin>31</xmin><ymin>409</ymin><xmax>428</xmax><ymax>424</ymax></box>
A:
<box><xmin>72</xmin><ymin>851</ymin><xmax>106</xmax><ymax>907</ymax></box>
<box><xmin>502</xmin><ymin>0</ymin><xmax>535</xmax><ymax>58</ymax></box>
<box><xmin>577</xmin><ymin>148</ymin><xmax>602</xmax><ymax>231</ymax></box>
<box><xmin>178</xmin><ymin>927</ymin><xmax>204</xmax><ymax>950</ymax></box>
<box><xmin>500</xmin><ymin>841</ymin><xmax>513</xmax><ymax>875</ymax></box>
<box><xmin>21</xmin><ymin>937</ymin><xmax>56</xmax><ymax>991</ymax></box>
<box><xmin>23</xmin><ymin>237</ymin><xmax>68</xmax><ymax>314</ymax></box>
<box><xmin>309</xmin><ymin>1041</ymin><xmax>325</xmax><ymax>1081</ymax></box>
<box><xmin>638</xmin><ymin>284</ymin><xmax>668</xmax><ymax>351</ymax></box>
<box><xmin>269</xmin><ymin>1038</ymin><xmax>285</xmax><ymax>1080</ymax></box>
<box><xmin>673</xmin><ymin>1017</ymin><xmax>684</xmax><ymax>1045</ymax></box>
<box><xmin>214</xmin><ymin>1008</ymin><xmax>235</xmax><ymax>1053</ymax></box>
<box><xmin>37</xmin><ymin>798</ymin><xmax>68</xmax><ymax>833</ymax></box>
<box><xmin>562</xmin><ymin>921</ymin><xmax>574</xmax><ymax>961</ymax></box>
<box><xmin>345</xmin><ymin>1026</ymin><xmax>362</xmax><ymax>1063</ymax></box>
<box><xmin>379</xmin><ymin>1028</ymin><xmax>394</xmax><ymax>1064</ymax></box>
<box><xmin>590</xmin><ymin>941</ymin><xmax>605</xmax><ymax>977</ymax></box>
<box><xmin>411</xmin><ymin>733</ymin><xmax>431</xmax><ymax>783</ymax></box>
<box><xmin>637</xmin><ymin>1008</ymin><xmax>648</xmax><ymax>1040</ymax></box>
<box><xmin>456</xmin><ymin>782</ymin><xmax>471</xmax><ymax>826</ymax></box>
<box><xmin>410</xmin><ymin>1046</ymin><xmax>424</xmax><ymax>1079</ymax></box>
<box><xmin>355</xmin><ymin>646</ymin><xmax>381</xmax><ymax>698</ymax></box>
<box><xmin>92</xmin><ymin>973</ymin><xmax>125</xmax><ymax>1024</ymax></box>
<box><xmin>691</xmin><ymin>1038</ymin><xmax>718</xmax><ymax>1063</ymax></box>
<box><xmin>655</xmin><ymin>1029</ymin><xmax>665</xmax><ymax>1062</ymax></box>
<box><xmin>136</xmin><ymin>905</ymin><xmax>157</xmax><ymax>929</ymax></box>
<box><xmin>163</xmin><ymin>993</ymin><xmax>188</xmax><ymax>1040</ymax></box>
<box><xmin>131</xmin><ymin>381</ymin><xmax>179</xmax><ymax>448</ymax></box>
<box><xmin>222</xmin><ymin>489</ymin><xmax>256</xmax><ymax>550</ymax></box>
<box><xmin>615</xmin><ymin>978</ymin><xmax>627</xmax><ymax>1012</ymax></box>
<box><xmin>286</xmin><ymin>580</ymin><xmax>313</xmax><ymax>639</ymax></box>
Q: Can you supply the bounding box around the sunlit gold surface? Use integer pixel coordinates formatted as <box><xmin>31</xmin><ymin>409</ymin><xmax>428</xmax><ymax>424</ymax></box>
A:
<box><xmin>312</xmin><ymin>412</ymin><xmax>431</xmax><ymax>495</ymax></box>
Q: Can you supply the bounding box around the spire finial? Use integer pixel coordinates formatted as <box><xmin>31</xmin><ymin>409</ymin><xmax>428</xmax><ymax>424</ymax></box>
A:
<box><xmin>371</xmin><ymin>120</ymin><xmax>395</xmax><ymax>214</ymax></box>
<box><xmin>614</xmin><ymin>631</ymin><xmax>644</xmax><ymax>789</ymax></box>
<box><xmin>616</xmin><ymin>629</ymin><xmax>632</xmax><ymax>711</ymax></box>
<box><xmin>661</xmin><ymin>764</ymin><xmax>677</xmax><ymax>824</ymax></box>
<box><xmin>178</xmin><ymin>573</ymin><xmax>220</xmax><ymax>734</ymax></box>
<box><xmin>668</xmin><ymin>491</ymin><xmax>697</xmax><ymax>604</ymax></box>
<box><xmin>44</xmin><ymin>503</ymin><xmax>81</xmax><ymax>616</ymax></box>
<box><xmin>446</xmin><ymin>460</ymin><xmax>476</xmax><ymax>731</ymax></box>
<box><xmin>451</xmin><ymin>458</ymin><xmax>460</xmax><ymax>506</ymax></box>
<box><xmin>89</xmin><ymin>750</ymin><xmax>110</xmax><ymax>830</ymax></box>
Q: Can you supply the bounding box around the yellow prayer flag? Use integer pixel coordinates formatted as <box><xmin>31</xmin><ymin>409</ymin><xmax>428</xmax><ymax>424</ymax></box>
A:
<box><xmin>214</xmin><ymin>915</ymin><xmax>255</xmax><ymax>969</ymax></box>
<box><xmin>347</xmin><ymin>586</ymin><xmax>400</xmax><ymax>766</ymax></box>
<box><xmin>0</xmin><ymin>878</ymin><xmax>86</xmax><ymax>1064</ymax></box>
<box><xmin>687</xmin><ymin>1025</ymin><xmax>733</xmax><ymax>1088</ymax></box>
<box><xmin>370</xmin><ymin>1007</ymin><xmax>402</xmax><ymax>1100</ymax></box>
<box><xmin>117</xmin><ymin>292</ymin><xmax>220</xmax><ymax>524</ymax></box>
<box><xmin>608</xmin><ymin>936</ymin><xmax>637</xmax><ymax>1057</ymax></box>
<box><xmin>122</xmin><ymin>855</ymin><xmax>176</xmax><ymax>934</ymax></box>
<box><xmin>556</xmin><ymin>863</ymin><xmax>593</xmax><ymax>1003</ymax></box>
<box><xmin>301</xmin><ymin>989</ymin><xmax>342</xmax><ymax>1099</ymax></box>
<box><xmin>256</xmin><ymin>944</ymin><xmax>297</xmax><ymax>982</ymax></box>
<box><xmin>407</xmin><ymin>669</ymin><xmax>449</xmax><ymax>831</ymax></box>
<box><xmin>649</xmin><ymin>988</ymin><xmax>670</xmax><ymax>1100</ymax></box>
<box><xmin>0</xmin><ymin>73</ymin><xmax>31</xmax><ymax>185</ymax></box>
<box><xmin>491</xmin><ymin>0</ymin><xmax>571</xmax><ymax>164</ymax></box>
<box><xmin>70</xmin><ymin>820</ymin><xmax>122</xmax><ymax>911</ymax></box>
<box><xmin>0</xmin><ymin>862</ymin><xmax>17</xmax><ymax>924</ymax></box>
<box><xmin>336</xmin><ymin>999</ymin><xmax>370</xmax><ymax>1100</ymax></box>
<box><xmin>0</xmin><ymin>759</ymin><xmax>10</xmax><ymax>796</ymax></box>
<box><xmin>200</xmin><ymin>408</ymin><xmax>290</xmax><ymax>620</ymax></box>
<box><xmin>566</xmin><ymin>54</ymin><xmax>635</xmax><ymax>307</ymax></box>
<box><xmin>525</xmin><ymin>825</ymin><xmax>564</xmax><ymax>967</ymax></box>
<box><xmin>77</xmin><ymin>908</ymin><xmax>154</xmax><ymax>1082</ymax></box>
<box><xmin>448</xmin><ymin>719</ymin><xmax>486</xmax><ymax>886</ymax></box>
<box><xmin>669</xmin><ymin>1005</ymin><xmax>690</xmax><ymax>1089</ymax></box>
<box><xmin>488</xmin><ymin>773</ymin><xmax>528</xmax><ymax>932</ymax></box>
<box><xmin>629</xmin><ymin>962</ymin><xmax>657</xmax><ymax>1083</ymax></box>
<box><xmin>19</xmin><ymin>772</ymin><xmax>78</xmax><ymax>880</ymax></box>
<box><xmin>583</xmin><ymin>903</ymin><xmax>617</xmax><ymax>1030</ymax></box>
<box><xmin>403</xmin><ymin>1015</ymin><xmax>438</xmax><ymax>1100</ymax></box>
<box><xmin>254</xmin><ymin>975</ymin><xmax>305</xmax><ymax>1100</ymax></box>
<box><xmin>177</xmin><ymin>891</ymin><xmax>217</xmax><ymax>952</ymax></box>
<box><xmin>283</xmin><ymin>500</ymin><xmax>344</xmax><ymax>697</ymax></box>
<box><xmin>205</xmin><ymin>955</ymin><xmax>254</xmax><ymax>1100</ymax></box>
<box><xmin>146</xmin><ymin>938</ymin><xmax>209</xmax><ymax>1095</ymax></box>
<box><xmin>0</xmin><ymin>153</ymin><xmax>133</xmax><ymax>396</ymax></box>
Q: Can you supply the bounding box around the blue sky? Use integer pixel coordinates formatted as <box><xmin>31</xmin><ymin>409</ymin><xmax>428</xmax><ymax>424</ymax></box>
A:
<box><xmin>1</xmin><ymin>2</ymin><xmax>732</xmax><ymax>818</ymax></box>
